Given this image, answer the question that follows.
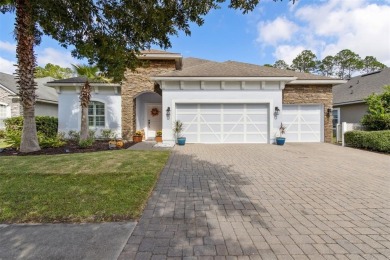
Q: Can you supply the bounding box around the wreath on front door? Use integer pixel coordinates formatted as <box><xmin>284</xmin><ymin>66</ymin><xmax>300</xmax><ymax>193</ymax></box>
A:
<box><xmin>151</xmin><ymin>107</ymin><xmax>160</xmax><ymax>117</ymax></box>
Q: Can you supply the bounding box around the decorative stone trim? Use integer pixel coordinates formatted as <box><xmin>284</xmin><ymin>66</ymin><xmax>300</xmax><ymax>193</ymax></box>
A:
<box><xmin>121</xmin><ymin>60</ymin><xmax>176</xmax><ymax>139</ymax></box>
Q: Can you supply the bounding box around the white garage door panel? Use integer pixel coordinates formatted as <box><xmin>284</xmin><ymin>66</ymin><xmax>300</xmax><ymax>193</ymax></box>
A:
<box><xmin>283</xmin><ymin>104</ymin><xmax>322</xmax><ymax>142</ymax></box>
<box><xmin>176</xmin><ymin>103</ymin><xmax>268</xmax><ymax>143</ymax></box>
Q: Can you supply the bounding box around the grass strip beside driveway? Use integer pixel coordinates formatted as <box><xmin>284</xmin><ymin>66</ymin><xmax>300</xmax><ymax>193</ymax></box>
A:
<box><xmin>0</xmin><ymin>150</ymin><xmax>170</xmax><ymax>223</ymax></box>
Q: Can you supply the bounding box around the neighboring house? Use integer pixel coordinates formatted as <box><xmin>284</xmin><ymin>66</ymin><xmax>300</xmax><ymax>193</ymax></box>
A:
<box><xmin>0</xmin><ymin>72</ymin><xmax>58</xmax><ymax>129</ymax></box>
<box><xmin>333</xmin><ymin>68</ymin><xmax>390</xmax><ymax>128</ymax></box>
<box><xmin>46</xmin><ymin>50</ymin><xmax>344</xmax><ymax>144</ymax></box>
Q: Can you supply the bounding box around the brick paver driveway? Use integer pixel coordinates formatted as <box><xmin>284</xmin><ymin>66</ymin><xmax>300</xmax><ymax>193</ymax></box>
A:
<box><xmin>119</xmin><ymin>143</ymin><xmax>390</xmax><ymax>260</ymax></box>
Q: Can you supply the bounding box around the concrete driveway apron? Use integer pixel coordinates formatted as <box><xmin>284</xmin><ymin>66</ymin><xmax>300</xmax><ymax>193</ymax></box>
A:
<box><xmin>119</xmin><ymin>143</ymin><xmax>390</xmax><ymax>260</ymax></box>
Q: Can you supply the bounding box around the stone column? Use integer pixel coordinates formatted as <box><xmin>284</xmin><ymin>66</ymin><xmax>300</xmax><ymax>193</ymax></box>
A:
<box><xmin>121</xmin><ymin>60</ymin><xmax>176</xmax><ymax>140</ymax></box>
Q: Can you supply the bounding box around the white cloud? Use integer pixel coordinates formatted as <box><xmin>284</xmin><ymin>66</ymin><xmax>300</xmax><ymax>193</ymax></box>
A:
<box><xmin>0</xmin><ymin>44</ymin><xmax>78</xmax><ymax>73</ymax></box>
<box><xmin>295</xmin><ymin>0</ymin><xmax>390</xmax><ymax>65</ymax></box>
<box><xmin>257</xmin><ymin>17</ymin><xmax>299</xmax><ymax>45</ymax></box>
<box><xmin>273</xmin><ymin>45</ymin><xmax>305</xmax><ymax>64</ymax></box>
<box><xmin>254</xmin><ymin>0</ymin><xmax>390</xmax><ymax>66</ymax></box>
<box><xmin>36</xmin><ymin>48</ymin><xmax>78</xmax><ymax>68</ymax></box>
<box><xmin>0</xmin><ymin>41</ymin><xmax>16</xmax><ymax>53</ymax></box>
<box><xmin>0</xmin><ymin>56</ymin><xmax>16</xmax><ymax>74</ymax></box>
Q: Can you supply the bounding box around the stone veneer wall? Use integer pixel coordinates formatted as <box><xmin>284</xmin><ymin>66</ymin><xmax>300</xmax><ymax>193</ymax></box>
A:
<box><xmin>0</xmin><ymin>87</ymin><xmax>21</xmax><ymax>117</ymax></box>
<box><xmin>283</xmin><ymin>84</ymin><xmax>333</xmax><ymax>143</ymax></box>
<box><xmin>121</xmin><ymin>60</ymin><xmax>176</xmax><ymax>139</ymax></box>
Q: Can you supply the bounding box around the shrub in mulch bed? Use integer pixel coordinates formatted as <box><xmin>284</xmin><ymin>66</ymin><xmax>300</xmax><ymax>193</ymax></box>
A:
<box><xmin>0</xmin><ymin>140</ymin><xmax>135</xmax><ymax>156</ymax></box>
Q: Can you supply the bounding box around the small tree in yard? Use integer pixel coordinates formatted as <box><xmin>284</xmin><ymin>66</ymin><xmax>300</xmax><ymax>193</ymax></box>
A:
<box><xmin>361</xmin><ymin>85</ymin><xmax>390</xmax><ymax>131</ymax></box>
<box><xmin>72</xmin><ymin>65</ymin><xmax>110</xmax><ymax>142</ymax></box>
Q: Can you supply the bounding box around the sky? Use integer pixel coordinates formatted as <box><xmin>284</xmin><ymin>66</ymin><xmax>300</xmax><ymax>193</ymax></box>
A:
<box><xmin>1</xmin><ymin>0</ymin><xmax>390</xmax><ymax>75</ymax></box>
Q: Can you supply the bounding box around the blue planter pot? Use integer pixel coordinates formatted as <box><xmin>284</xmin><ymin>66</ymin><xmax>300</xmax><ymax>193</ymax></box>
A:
<box><xmin>177</xmin><ymin>137</ymin><xmax>186</xmax><ymax>146</ymax></box>
<box><xmin>276</xmin><ymin>137</ymin><xmax>286</xmax><ymax>145</ymax></box>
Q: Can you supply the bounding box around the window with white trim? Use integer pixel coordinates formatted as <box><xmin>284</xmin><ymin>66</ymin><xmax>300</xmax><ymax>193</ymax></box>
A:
<box><xmin>88</xmin><ymin>101</ymin><xmax>105</xmax><ymax>127</ymax></box>
<box><xmin>332</xmin><ymin>108</ymin><xmax>340</xmax><ymax>130</ymax></box>
<box><xmin>0</xmin><ymin>104</ymin><xmax>6</xmax><ymax>118</ymax></box>
<box><xmin>0</xmin><ymin>104</ymin><xmax>7</xmax><ymax>129</ymax></box>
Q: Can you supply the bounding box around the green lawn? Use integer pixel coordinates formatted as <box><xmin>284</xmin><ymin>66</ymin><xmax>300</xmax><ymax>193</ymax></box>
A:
<box><xmin>0</xmin><ymin>150</ymin><xmax>170</xmax><ymax>223</ymax></box>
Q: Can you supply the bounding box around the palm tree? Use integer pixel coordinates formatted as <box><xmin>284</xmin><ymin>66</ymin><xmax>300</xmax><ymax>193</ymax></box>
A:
<box><xmin>12</xmin><ymin>0</ymin><xmax>40</xmax><ymax>152</ymax></box>
<box><xmin>72</xmin><ymin>65</ymin><xmax>110</xmax><ymax>141</ymax></box>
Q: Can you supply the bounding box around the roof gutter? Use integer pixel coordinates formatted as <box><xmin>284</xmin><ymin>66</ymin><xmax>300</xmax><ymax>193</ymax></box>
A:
<box><xmin>45</xmin><ymin>82</ymin><xmax>121</xmax><ymax>87</ymax></box>
<box><xmin>152</xmin><ymin>76</ymin><xmax>298</xmax><ymax>82</ymax></box>
<box><xmin>10</xmin><ymin>96</ymin><xmax>58</xmax><ymax>104</ymax></box>
<box><xmin>333</xmin><ymin>100</ymin><xmax>365</xmax><ymax>106</ymax></box>
<box><xmin>288</xmin><ymin>79</ymin><xmax>347</xmax><ymax>85</ymax></box>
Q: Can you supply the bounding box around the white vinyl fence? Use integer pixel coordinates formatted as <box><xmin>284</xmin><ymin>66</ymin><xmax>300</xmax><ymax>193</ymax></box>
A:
<box><xmin>336</xmin><ymin>122</ymin><xmax>364</xmax><ymax>146</ymax></box>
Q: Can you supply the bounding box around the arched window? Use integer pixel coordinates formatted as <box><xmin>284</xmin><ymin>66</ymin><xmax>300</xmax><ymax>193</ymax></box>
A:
<box><xmin>88</xmin><ymin>101</ymin><xmax>105</xmax><ymax>127</ymax></box>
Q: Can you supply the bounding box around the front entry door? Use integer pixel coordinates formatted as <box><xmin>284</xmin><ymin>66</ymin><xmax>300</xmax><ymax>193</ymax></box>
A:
<box><xmin>146</xmin><ymin>104</ymin><xmax>162</xmax><ymax>139</ymax></box>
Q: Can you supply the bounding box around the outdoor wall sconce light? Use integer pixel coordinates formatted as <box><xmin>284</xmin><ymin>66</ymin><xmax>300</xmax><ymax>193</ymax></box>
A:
<box><xmin>327</xmin><ymin>108</ymin><xmax>332</xmax><ymax>117</ymax></box>
<box><xmin>274</xmin><ymin>106</ymin><xmax>280</xmax><ymax>119</ymax></box>
<box><xmin>275</xmin><ymin>106</ymin><xmax>280</xmax><ymax>115</ymax></box>
<box><xmin>166</xmin><ymin>107</ymin><xmax>171</xmax><ymax>118</ymax></box>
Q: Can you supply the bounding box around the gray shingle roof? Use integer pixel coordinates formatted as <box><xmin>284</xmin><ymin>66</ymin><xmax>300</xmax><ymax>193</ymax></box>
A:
<box><xmin>0</xmin><ymin>72</ymin><xmax>58</xmax><ymax>103</ymax></box>
<box><xmin>158</xmin><ymin>59</ymin><xmax>338</xmax><ymax>80</ymax></box>
<box><xmin>46</xmin><ymin>76</ymin><xmax>106</xmax><ymax>84</ymax></box>
<box><xmin>333</xmin><ymin>68</ymin><xmax>390</xmax><ymax>105</ymax></box>
<box><xmin>182</xmin><ymin>57</ymin><xmax>212</xmax><ymax>69</ymax></box>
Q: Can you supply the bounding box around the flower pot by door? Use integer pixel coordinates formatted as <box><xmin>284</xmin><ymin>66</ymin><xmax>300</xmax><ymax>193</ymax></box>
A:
<box><xmin>276</xmin><ymin>137</ymin><xmax>286</xmax><ymax>145</ymax></box>
<box><xmin>155</xmin><ymin>136</ymin><xmax>163</xmax><ymax>143</ymax></box>
<box><xmin>177</xmin><ymin>137</ymin><xmax>186</xmax><ymax>146</ymax></box>
<box><xmin>133</xmin><ymin>136</ymin><xmax>142</xmax><ymax>143</ymax></box>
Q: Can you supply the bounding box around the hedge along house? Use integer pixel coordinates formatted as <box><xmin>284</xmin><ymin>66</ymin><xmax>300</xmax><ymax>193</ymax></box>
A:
<box><xmin>46</xmin><ymin>50</ymin><xmax>345</xmax><ymax>143</ymax></box>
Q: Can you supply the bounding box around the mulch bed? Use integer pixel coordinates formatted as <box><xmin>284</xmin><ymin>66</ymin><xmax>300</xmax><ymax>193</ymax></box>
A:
<box><xmin>0</xmin><ymin>140</ymin><xmax>135</xmax><ymax>156</ymax></box>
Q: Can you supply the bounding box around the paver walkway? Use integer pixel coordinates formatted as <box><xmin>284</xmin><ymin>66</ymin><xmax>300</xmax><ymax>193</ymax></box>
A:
<box><xmin>119</xmin><ymin>143</ymin><xmax>390</xmax><ymax>260</ymax></box>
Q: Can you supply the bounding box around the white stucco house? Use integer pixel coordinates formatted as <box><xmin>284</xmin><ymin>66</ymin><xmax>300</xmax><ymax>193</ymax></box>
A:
<box><xmin>46</xmin><ymin>50</ymin><xmax>345</xmax><ymax>144</ymax></box>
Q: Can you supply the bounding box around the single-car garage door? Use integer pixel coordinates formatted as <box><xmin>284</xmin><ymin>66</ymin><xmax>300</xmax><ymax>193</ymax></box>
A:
<box><xmin>176</xmin><ymin>103</ymin><xmax>269</xmax><ymax>143</ymax></box>
<box><xmin>282</xmin><ymin>104</ymin><xmax>323</xmax><ymax>142</ymax></box>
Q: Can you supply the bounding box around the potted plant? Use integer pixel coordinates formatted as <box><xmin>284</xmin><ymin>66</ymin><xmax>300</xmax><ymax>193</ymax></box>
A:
<box><xmin>173</xmin><ymin>120</ymin><xmax>186</xmax><ymax>145</ymax></box>
<box><xmin>155</xmin><ymin>130</ymin><xmax>163</xmax><ymax>143</ymax></box>
<box><xmin>132</xmin><ymin>130</ymin><xmax>143</xmax><ymax>143</ymax></box>
<box><xmin>276</xmin><ymin>123</ymin><xmax>286</xmax><ymax>145</ymax></box>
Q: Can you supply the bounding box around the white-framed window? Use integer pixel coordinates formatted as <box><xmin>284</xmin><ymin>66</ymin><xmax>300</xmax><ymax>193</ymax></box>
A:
<box><xmin>0</xmin><ymin>104</ymin><xmax>8</xmax><ymax>129</ymax></box>
<box><xmin>0</xmin><ymin>104</ymin><xmax>6</xmax><ymax>118</ymax></box>
<box><xmin>88</xmin><ymin>101</ymin><xmax>105</xmax><ymax>127</ymax></box>
<box><xmin>332</xmin><ymin>108</ymin><xmax>340</xmax><ymax>130</ymax></box>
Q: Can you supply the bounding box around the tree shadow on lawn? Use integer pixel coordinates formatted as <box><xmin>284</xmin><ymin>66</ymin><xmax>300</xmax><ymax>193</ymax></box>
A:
<box><xmin>120</xmin><ymin>148</ymin><xmax>285</xmax><ymax>259</ymax></box>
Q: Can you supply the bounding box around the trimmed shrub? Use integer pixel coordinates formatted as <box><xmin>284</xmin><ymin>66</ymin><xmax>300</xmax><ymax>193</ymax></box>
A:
<box><xmin>344</xmin><ymin>130</ymin><xmax>390</xmax><ymax>153</ymax></box>
<box><xmin>3</xmin><ymin>116</ymin><xmax>63</xmax><ymax>149</ymax></box>
<box><xmin>4</xmin><ymin>116</ymin><xmax>58</xmax><ymax>138</ymax></box>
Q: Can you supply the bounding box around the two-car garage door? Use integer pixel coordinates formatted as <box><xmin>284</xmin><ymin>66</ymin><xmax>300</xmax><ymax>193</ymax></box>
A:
<box><xmin>175</xmin><ymin>103</ymin><xmax>323</xmax><ymax>143</ymax></box>
<box><xmin>176</xmin><ymin>103</ymin><xmax>269</xmax><ymax>143</ymax></box>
